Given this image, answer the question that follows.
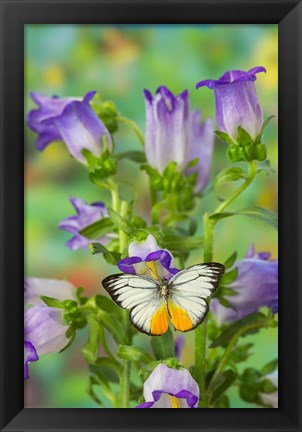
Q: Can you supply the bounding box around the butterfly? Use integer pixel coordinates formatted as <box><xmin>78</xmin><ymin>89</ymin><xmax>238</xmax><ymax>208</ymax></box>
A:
<box><xmin>102</xmin><ymin>262</ymin><xmax>225</xmax><ymax>336</ymax></box>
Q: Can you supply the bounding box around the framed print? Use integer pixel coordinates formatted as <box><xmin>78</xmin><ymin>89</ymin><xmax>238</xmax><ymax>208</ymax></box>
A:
<box><xmin>0</xmin><ymin>0</ymin><xmax>301</xmax><ymax>431</ymax></box>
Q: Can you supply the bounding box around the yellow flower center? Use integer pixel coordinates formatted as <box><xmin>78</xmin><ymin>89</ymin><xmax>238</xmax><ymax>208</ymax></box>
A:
<box><xmin>170</xmin><ymin>396</ymin><xmax>181</xmax><ymax>408</ymax></box>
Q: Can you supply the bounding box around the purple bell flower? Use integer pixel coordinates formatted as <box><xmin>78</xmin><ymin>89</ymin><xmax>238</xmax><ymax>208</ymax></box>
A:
<box><xmin>24</xmin><ymin>341</ymin><xmax>39</xmax><ymax>379</ymax></box>
<box><xmin>24</xmin><ymin>277</ymin><xmax>77</xmax><ymax>378</ymax></box>
<box><xmin>117</xmin><ymin>234</ymin><xmax>179</xmax><ymax>281</ymax></box>
<box><xmin>59</xmin><ymin>197</ymin><xmax>110</xmax><ymax>250</ymax></box>
<box><xmin>144</xmin><ymin>86</ymin><xmax>214</xmax><ymax>192</ymax></box>
<box><xmin>137</xmin><ymin>363</ymin><xmax>199</xmax><ymax>408</ymax></box>
<box><xmin>211</xmin><ymin>245</ymin><xmax>278</xmax><ymax>325</ymax></box>
<box><xmin>24</xmin><ymin>305</ymin><xmax>70</xmax><ymax>357</ymax></box>
<box><xmin>24</xmin><ymin>277</ymin><xmax>76</xmax><ymax>306</ymax></box>
<box><xmin>196</xmin><ymin>67</ymin><xmax>266</xmax><ymax>142</ymax></box>
<box><xmin>27</xmin><ymin>91</ymin><xmax>112</xmax><ymax>163</ymax></box>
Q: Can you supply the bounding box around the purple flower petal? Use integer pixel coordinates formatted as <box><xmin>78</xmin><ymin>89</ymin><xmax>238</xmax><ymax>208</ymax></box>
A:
<box><xmin>187</xmin><ymin>110</ymin><xmax>214</xmax><ymax>192</ymax></box>
<box><xmin>24</xmin><ymin>277</ymin><xmax>76</xmax><ymax>306</ymax></box>
<box><xmin>144</xmin><ymin>86</ymin><xmax>190</xmax><ymax>174</ymax></box>
<box><xmin>211</xmin><ymin>246</ymin><xmax>278</xmax><ymax>324</ymax></box>
<box><xmin>174</xmin><ymin>335</ymin><xmax>185</xmax><ymax>360</ymax></box>
<box><xmin>27</xmin><ymin>91</ymin><xmax>112</xmax><ymax>162</ymax></box>
<box><xmin>24</xmin><ymin>341</ymin><xmax>39</xmax><ymax>379</ymax></box>
<box><xmin>24</xmin><ymin>305</ymin><xmax>69</xmax><ymax>356</ymax></box>
<box><xmin>59</xmin><ymin>197</ymin><xmax>110</xmax><ymax>251</ymax></box>
<box><xmin>138</xmin><ymin>363</ymin><xmax>199</xmax><ymax>408</ymax></box>
<box><xmin>196</xmin><ymin>67</ymin><xmax>266</xmax><ymax>141</ymax></box>
<box><xmin>118</xmin><ymin>235</ymin><xmax>179</xmax><ymax>280</ymax></box>
<box><xmin>117</xmin><ymin>256</ymin><xmax>142</xmax><ymax>274</ymax></box>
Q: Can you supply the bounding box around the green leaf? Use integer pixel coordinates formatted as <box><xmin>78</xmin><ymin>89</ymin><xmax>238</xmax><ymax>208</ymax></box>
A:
<box><xmin>151</xmin><ymin>328</ymin><xmax>175</xmax><ymax>360</ymax></box>
<box><xmin>138</xmin><ymin>361</ymin><xmax>162</xmax><ymax>381</ymax></box>
<box><xmin>215</xmin><ymin>130</ymin><xmax>236</xmax><ymax>146</ymax></box>
<box><xmin>210</xmin><ymin>312</ymin><xmax>276</xmax><ymax>348</ymax></box>
<box><xmin>88</xmin><ymin>242</ymin><xmax>121</xmax><ymax>265</ymax></box>
<box><xmin>107</xmin><ymin>207</ymin><xmax>147</xmax><ymax>238</ymax></box>
<box><xmin>260</xmin><ymin>378</ymin><xmax>277</xmax><ymax>393</ymax></box>
<box><xmin>83</xmin><ymin>295</ymin><xmax>129</xmax><ymax>345</ymax></box>
<box><xmin>87</xmin><ymin>376</ymin><xmax>104</xmax><ymax>406</ymax></box>
<box><xmin>220</xmin><ymin>267</ymin><xmax>238</xmax><ymax>285</ymax></box>
<box><xmin>224</xmin><ymin>251</ymin><xmax>237</xmax><ymax>270</ymax></box>
<box><xmin>210</xmin><ymin>206</ymin><xmax>278</xmax><ymax>230</ymax></box>
<box><xmin>261</xmin><ymin>359</ymin><xmax>278</xmax><ymax>375</ymax></box>
<box><xmin>82</xmin><ymin>315</ymin><xmax>100</xmax><ymax>364</ymax></box>
<box><xmin>210</xmin><ymin>369</ymin><xmax>238</xmax><ymax>404</ymax></box>
<box><xmin>256</xmin><ymin>115</ymin><xmax>275</xmax><ymax>143</ymax></box>
<box><xmin>79</xmin><ymin>218</ymin><xmax>114</xmax><ymax>240</ymax></box>
<box><xmin>213</xmin><ymin>394</ymin><xmax>230</xmax><ymax>408</ymax></box>
<box><xmin>40</xmin><ymin>295</ymin><xmax>64</xmax><ymax>308</ymax></box>
<box><xmin>89</xmin><ymin>357</ymin><xmax>121</xmax><ymax>383</ymax></box>
<box><xmin>163</xmin><ymin>233</ymin><xmax>203</xmax><ymax>255</ymax></box>
<box><xmin>115</xmin><ymin>151</ymin><xmax>147</xmax><ymax>163</ymax></box>
<box><xmin>229</xmin><ymin>343</ymin><xmax>254</xmax><ymax>364</ymax></box>
<box><xmin>117</xmin><ymin>345</ymin><xmax>154</xmax><ymax>363</ymax></box>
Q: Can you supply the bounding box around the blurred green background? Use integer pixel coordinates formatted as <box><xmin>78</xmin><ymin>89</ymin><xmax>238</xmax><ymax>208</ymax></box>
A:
<box><xmin>24</xmin><ymin>24</ymin><xmax>278</xmax><ymax>408</ymax></box>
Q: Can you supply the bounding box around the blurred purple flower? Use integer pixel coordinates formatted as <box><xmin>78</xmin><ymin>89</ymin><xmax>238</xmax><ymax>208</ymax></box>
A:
<box><xmin>137</xmin><ymin>363</ymin><xmax>199</xmax><ymax>408</ymax></box>
<box><xmin>174</xmin><ymin>335</ymin><xmax>185</xmax><ymax>360</ymax></box>
<box><xmin>188</xmin><ymin>110</ymin><xmax>214</xmax><ymax>192</ymax></box>
<box><xmin>27</xmin><ymin>91</ymin><xmax>112</xmax><ymax>163</ymax></box>
<box><xmin>24</xmin><ymin>305</ymin><xmax>70</xmax><ymax>357</ymax></box>
<box><xmin>59</xmin><ymin>197</ymin><xmax>110</xmax><ymax>250</ymax></box>
<box><xmin>24</xmin><ymin>341</ymin><xmax>39</xmax><ymax>379</ymax></box>
<box><xmin>211</xmin><ymin>245</ymin><xmax>278</xmax><ymax>325</ymax></box>
<box><xmin>24</xmin><ymin>277</ymin><xmax>76</xmax><ymax>306</ymax></box>
<box><xmin>117</xmin><ymin>234</ymin><xmax>179</xmax><ymax>280</ymax></box>
<box><xmin>196</xmin><ymin>66</ymin><xmax>266</xmax><ymax>142</ymax></box>
<box><xmin>260</xmin><ymin>370</ymin><xmax>278</xmax><ymax>408</ymax></box>
<box><xmin>144</xmin><ymin>86</ymin><xmax>214</xmax><ymax>192</ymax></box>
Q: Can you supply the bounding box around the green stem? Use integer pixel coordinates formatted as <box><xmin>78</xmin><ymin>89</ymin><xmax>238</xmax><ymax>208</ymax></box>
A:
<box><xmin>119</xmin><ymin>199</ymin><xmax>131</xmax><ymax>408</ymax></box>
<box><xmin>207</xmin><ymin>321</ymin><xmax>268</xmax><ymax>401</ymax></box>
<box><xmin>195</xmin><ymin>161</ymin><xmax>257</xmax><ymax>407</ymax></box>
<box><xmin>214</xmin><ymin>160</ymin><xmax>257</xmax><ymax>214</ymax></box>
<box><xmin>195</xmin><ymin>212</ymin><xmax>215</xmax><ymax>407</ymax></box>
<box><xmin>116</xmin><ymin>115</ymin><xmax>145</xmax><ymax>146</ymax></box>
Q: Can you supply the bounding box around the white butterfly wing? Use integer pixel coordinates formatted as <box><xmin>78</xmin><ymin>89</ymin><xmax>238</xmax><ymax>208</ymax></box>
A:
<box><xmin>102</xmin><ymin>273</ymin><xmax>169</xmax><ymax>335</ymax></box>
<box><xmin>167</xmin><ymin>263</ymin><xmax>225</xmax><ymax>332</ymax></box>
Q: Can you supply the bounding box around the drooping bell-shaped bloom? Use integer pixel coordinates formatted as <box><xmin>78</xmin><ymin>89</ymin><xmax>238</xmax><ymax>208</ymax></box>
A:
<box><xmin>24</xmin><ymin>277</ymin><xmax>76</xmax><ymax>306</ymax></box>
<box><xmin>24</xmin><ymin>305</ymin><xmax>70</xmax><ymax>356</ymax></box>
<box><xmin>117</xmin><ymin>234</ymin><xmax>179</xmax><ymax>281</ymax></box>
<box><xmin>27</xmin><ymin>91</ymin><xmax>112</xmax><ymax>163</ymax></box>
<box><xmin>59</xmin><ymin>197</ymin><xmax>110</xmax><ymax>250</ymax></box>
<box><xmin>24</xmin><ymin>341</ymin><xmax>39</xmax><ymax>379</ymax></box>
<box><xmin>260</xmin><ymin>370</ymin><xmax>278</xmax><ymax>408</ymax></box>
<box><xmin>196</xmin><ymin>67</ymin><xmax>266</xmax><ymax>142</ymax></box>
<box><xmin>137</xmin><ymin>363</ymin><xmax>199</xmax><ymax>408</ymax></box>
<box><xmin>211</xmin><ymin>245</ymin><xmax>278</xmax><ymax>325</ymax></box>
<box><xmin>144</xmin><ymin>86</ymin><xmax>214</xmax><ymax>193</ymax></box>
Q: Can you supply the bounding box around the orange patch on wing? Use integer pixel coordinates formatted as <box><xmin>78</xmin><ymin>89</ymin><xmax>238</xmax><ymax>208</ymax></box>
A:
<box><xmin>168</xmin><ymin>300</ymin><xmax>193</xmax><ymax>331</ymax></box>
<box><xmin>150</xmin><ymin>303</ymin><xmax>169</xmax><ymax>335</ymax></box>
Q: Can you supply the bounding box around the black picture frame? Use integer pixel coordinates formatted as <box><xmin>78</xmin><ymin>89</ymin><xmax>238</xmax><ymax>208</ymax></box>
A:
<box><xmin>0</xmin><ymin>0</ymin><xmax>301</xmax><ymax>431</ymax></box>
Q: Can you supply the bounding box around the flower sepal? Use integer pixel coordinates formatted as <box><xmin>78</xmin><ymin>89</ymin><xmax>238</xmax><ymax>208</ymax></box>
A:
<box><xmin>239</xmin><ymin>364</ymin><xmax>278</xmax><ymax>407</ymax></box>
<box><xmin>82</xmin><ymin>142</ymin><xmax>117</xmax><ymax>185</ymax></box>
<box><xmin>40</xmin><ymin>295</ymin><xmax>87</xmax><ymax>331</ymax></box>
<box><xmin>216</xmin><ymin>126</ymin><xmax>267</xmax><ymax>162</ymax></box>
<box><xmin>90</xmin><ymin>94</ymin><xmax>119</xmax><ymax>134</ymax></box>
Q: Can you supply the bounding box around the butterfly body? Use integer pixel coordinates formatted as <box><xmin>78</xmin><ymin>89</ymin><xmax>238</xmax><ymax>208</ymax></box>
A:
<box><xmin>102</xmin><ymin>262</ymin><xmax>224</xmax><ymax>336</ymax></box>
